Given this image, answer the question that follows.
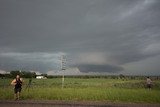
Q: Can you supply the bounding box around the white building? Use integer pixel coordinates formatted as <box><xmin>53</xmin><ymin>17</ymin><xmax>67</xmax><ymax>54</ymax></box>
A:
<box><xmin>36</xmin><ymin>76</ymin><xmax>46</xmax><ymax>79</ymax></box>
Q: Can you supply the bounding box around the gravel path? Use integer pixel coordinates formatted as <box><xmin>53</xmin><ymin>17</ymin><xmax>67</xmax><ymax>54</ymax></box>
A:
<box><xmin>0</xmin><ymin>100</ymin><xmax>160</xmax><ymax>107</ymax></box>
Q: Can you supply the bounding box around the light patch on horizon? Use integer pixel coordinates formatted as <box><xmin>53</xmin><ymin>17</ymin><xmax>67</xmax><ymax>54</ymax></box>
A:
<box><xmin>122</xmin><ymin>54</ymin><xmax>160</xmax><ymax>76</ymax></box>
<box><xmin>0</xmin><ymin>52</ymin><xmax>66</xmax><ymax>72</ymax></box>
<box><xmin>0</xmin><ymin>70</ymin><xmax>6</xmax><ymax>74</ymax></box>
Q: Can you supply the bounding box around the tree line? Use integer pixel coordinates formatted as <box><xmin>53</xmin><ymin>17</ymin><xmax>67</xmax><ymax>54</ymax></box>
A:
<box><xmin>0</xmin><ymin>71</ymin><xmax>160</xmax><ymax>80</ymax></box>
<box><xmin>0</xmin><ymin>71</ymin><xmax>38</xmax><ymax>78</ymax></box>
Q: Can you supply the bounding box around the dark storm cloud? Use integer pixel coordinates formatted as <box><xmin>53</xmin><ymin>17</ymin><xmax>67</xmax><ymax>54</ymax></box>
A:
<box><xmin>0</xmin><ymin>52</ymin><xmax>62</xmax><ymax>71</ymax></box>
<box><xmin>0</xmin><ymin>0</ymin><xmax>160</xmax><ymax>74</ymax></box>
<box><xmin>77</xmin><ymin>64</ymin><xmax>123</xmax><ymax>73</ymax></box>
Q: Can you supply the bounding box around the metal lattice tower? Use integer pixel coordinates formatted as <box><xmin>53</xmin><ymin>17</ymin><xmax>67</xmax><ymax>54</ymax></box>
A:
<box><xmin>61</xmin><ymin>55</ymin><xmax>66</xmax><ymax>71</ymax></box>
<box><xmin>61</xmin><ymin>55</ymin><xmax>66</xmax><ymax>89</ymax></box>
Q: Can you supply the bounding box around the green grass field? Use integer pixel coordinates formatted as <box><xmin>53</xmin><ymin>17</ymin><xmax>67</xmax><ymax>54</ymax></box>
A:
<box><xmin>0</xmin><ymin>78</ymin><xmax>160</xmax><ymax>103</ymax></box>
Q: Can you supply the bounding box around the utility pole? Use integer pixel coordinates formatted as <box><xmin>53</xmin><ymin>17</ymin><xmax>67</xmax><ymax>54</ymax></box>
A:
<box><xmin>61</xmin><ymin>55</ymin><xmax>66</xmax><ymax>89</ymax></box>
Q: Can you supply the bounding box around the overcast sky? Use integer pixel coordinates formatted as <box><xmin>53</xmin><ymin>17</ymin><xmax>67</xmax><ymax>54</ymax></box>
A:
<box><xmin>0</xmin><ymin>0</ymin><xmax>160</xmax><ymax>75</ymax></box>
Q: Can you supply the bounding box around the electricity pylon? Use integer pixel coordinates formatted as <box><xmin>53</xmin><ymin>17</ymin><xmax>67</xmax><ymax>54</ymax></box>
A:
<box><xmin>61</xmin><ymin>55</ymin><xmax>66</xmax><ymax>89</ymax></box>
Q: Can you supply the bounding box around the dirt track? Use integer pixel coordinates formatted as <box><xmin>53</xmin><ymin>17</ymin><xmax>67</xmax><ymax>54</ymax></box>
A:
<box><xmin>0</xmin><ymin>100</ymin><xmax>160</xmax><ymax>107</ymax></box>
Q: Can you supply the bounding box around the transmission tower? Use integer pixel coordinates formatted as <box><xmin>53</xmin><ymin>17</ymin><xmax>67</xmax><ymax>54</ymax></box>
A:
<box><xmin>61</xmin><ymin>55</ymin><xmax>66</xmax><ymax>71</ymax></box>
<box><xmin>61</xmin><ymin>55</ymin><xmax>66</xmax><ymax>89</ymax></box>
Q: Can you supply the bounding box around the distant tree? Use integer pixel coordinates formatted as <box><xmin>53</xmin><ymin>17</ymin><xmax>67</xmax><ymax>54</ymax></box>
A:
<box><xmin>41</xmin><ymin>73</ymin><xmax>47</xmax><ymax>77</ymax></box>
<box><xmin>10</xmin><ymin>71</ymin><xmax>21</xmax><ymax>78</ymax></box>
<box><xmin>0</xmin><ymin>73</ymin><xmax>4</xmax><ymax>78</ymax></box>
<box><xmin>10</xmin><ymin>70</ymin><xmax>36</xmax><ymax>78</ymax></box>
<box><xmin>31</xmin><ymin>72</ymin><xmax>36</xmax><ymax>78</ymax></box>
<box><xmin>21</xmin><ymin>71</ymin><xmax>36</xmax><ymax>78</ymax></box>
<box><xmin>4</xmin><ymin>73</ymin><xmax>11</xmax><ymax>78</ymax></box>
<box><xmin>119</xmin><ymin>74</ymin><xmax>125</xmax><ymax>79</ymax></box>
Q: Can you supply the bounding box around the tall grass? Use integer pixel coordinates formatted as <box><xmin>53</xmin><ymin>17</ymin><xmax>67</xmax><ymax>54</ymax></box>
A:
<box><xmin>0</xmin><ymin>78</ymin><xmax>160</xmax><ymax>103</ymax></box>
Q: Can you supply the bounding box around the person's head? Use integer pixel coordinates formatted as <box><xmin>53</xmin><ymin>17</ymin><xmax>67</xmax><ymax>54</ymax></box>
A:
<box><xmin>147</xmin><ymin>77</ymin><xmax>150</xmax><ymax>79</ymax></box>
<box><xmin>16</xmin><ymin>75</ymin><xmax>20</xmax><ymax>79</ymax></box>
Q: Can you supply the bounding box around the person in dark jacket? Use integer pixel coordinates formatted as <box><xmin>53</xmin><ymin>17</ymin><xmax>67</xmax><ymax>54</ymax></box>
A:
<box><xmin>11</xmin><ymin>75</ymin><xmax>23</xmax><ymax>100</ymax></box>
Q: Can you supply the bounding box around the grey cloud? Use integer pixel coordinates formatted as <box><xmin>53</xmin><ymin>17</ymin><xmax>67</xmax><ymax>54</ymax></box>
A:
<box><xmin>0</xmin><ymin>52</ymin><xmax>64</xmax><ymax>71</ymax></box>
<box><xmin>76</xmin><ymin>64</ymin><xmax>124</xmax><ymax>73</ymax></box>
<box><xmin>0</xmin><ymin>0</ymin><xmax>160</xmax><ymax>75</ymax></box>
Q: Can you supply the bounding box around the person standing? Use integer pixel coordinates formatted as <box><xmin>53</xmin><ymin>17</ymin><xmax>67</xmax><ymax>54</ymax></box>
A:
<box><xmin>146</xmin><ymin>77</ymin><xmax>152</xmax><ymax>90</ymax></box>
<box><xmin>11</xmin><ymin>75</ymin><xmax>23</xmax><ymax>100</ymax></box>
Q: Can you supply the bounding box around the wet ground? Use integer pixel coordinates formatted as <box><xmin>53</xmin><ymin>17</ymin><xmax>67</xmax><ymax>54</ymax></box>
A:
<box><xmin>0</xmin><ymin>100</ymin><xmax>160</xmax><ymax>107</ymax></box>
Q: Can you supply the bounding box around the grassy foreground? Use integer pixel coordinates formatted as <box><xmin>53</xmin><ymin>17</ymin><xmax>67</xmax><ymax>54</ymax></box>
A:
<box><xmin>0</xmin><ymin>78</ymin><xmax>160</xmax><ymax>103</ymax></box>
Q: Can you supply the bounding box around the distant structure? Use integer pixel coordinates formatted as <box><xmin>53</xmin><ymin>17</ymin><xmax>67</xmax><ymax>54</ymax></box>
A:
<box><xmin>61</xmin><ymin>55</ymin><xmax>66</xmax><ymax>89</ymax></box>
<box><xmin>36</xmin><ymin>75</ymin><xmax>46</xmax><ymax>79</ymax></box>
<box><xmin>61</xmin><ymin>55</ymin><xmax>67</xmax><ymax>71</ymax></box>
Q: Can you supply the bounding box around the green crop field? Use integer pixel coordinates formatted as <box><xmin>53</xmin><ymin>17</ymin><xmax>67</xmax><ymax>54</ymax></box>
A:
<box><xmin>0</xmin><ymin>78</ymin><xmax>160</xmax><ymax>103</ymax></box>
